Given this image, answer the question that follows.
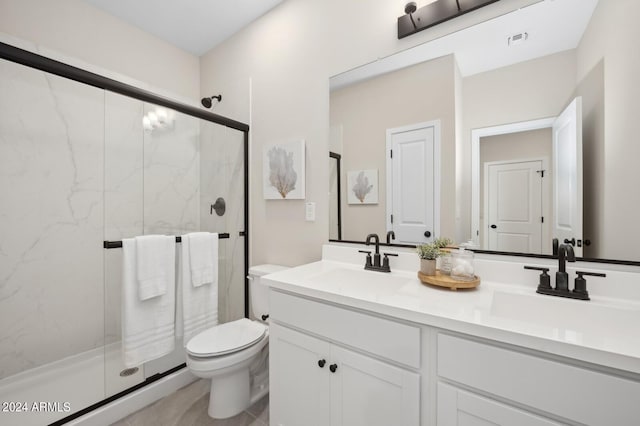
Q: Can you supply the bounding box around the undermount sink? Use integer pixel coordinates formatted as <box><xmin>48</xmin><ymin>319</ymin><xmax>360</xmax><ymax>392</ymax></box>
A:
<box><xmin>490</xmin><ymin>290</ymin><xmax>640</xmax><ymax>338</ymax></box>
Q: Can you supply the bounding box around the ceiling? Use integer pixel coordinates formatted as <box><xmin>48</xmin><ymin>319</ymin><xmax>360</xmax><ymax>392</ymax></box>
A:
<box><xmin>331</xmin><ymin>0</ymin><xmax>599</xmax><ymax>90</ymax></box>
<box><xmin>83</xmin><ymin>0</ymin><xmax>283</xmax><ymax>56</ymax></box>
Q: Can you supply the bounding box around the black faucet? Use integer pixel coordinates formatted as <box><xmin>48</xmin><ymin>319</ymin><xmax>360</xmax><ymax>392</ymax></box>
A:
<box><xmin>386</xmin><ymin>230</ymin><xmax>396</xmax><ymax>244</ymax></box>
<box><xmin>360</xmin><ymin>233</ymin><xmax>397</xmax><ymax>272</ymax></box>
<box><xmin>524</xmin><ymin>243</ymin><xmax>605</xmax><ymax>301</ymax></box>
<box><xmin>366</xmin><ymin>233</ymin><xmax>381</xmax><ymax>267</ymax></box>
<box><xmin>555</xmin><ymin>243</ymin><xmax>576</xmax><ymax>291</ymax></box>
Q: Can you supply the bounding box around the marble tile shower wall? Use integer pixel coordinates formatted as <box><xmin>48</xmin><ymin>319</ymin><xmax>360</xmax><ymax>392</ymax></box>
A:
<box><xmin>0</xmin><ymin>60</ymin><xmax>105</xmax><ymax>379</ymax></box>
<box><xmin>200</xmin><ymin>123</ymin><xmax>245</xmax><ymax>324</ymax></box>
<box><xmin>0</xmin><ymin>59</ymin><xmax>246</xmax><ymax>380</ymax></box>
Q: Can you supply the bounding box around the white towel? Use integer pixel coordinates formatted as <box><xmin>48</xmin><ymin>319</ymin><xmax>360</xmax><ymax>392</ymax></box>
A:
<box><xmin>188</xmin><ymin>232</ymin><xmax>218</xmax><ymax>287</ymax></box>
<box><xmin>122</xmin><ymin>237</ymin><xmax>176</xmax><ymax>368</ymax></box>
<box><xmin>135</xmin><ymin>235</ymin><xmax>172</xmax><ymax>300</ymax></box>
<box><xmin>178</xmin><ymin>232</ymin><xmax>219</xmax><ymax>344</ymax></box>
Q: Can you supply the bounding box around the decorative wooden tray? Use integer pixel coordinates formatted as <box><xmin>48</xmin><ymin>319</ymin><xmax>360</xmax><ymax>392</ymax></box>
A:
<box><xmin>417</xmin><ymin>270</ymin><xmax>480</xmax><ymax>290</ymax></box>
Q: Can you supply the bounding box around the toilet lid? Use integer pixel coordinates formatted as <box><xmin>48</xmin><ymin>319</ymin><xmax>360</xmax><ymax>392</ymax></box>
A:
<box><xmin>186</xmin><ymin>318</ymin><xmax>267</xmax><ymax>357</ymax></box>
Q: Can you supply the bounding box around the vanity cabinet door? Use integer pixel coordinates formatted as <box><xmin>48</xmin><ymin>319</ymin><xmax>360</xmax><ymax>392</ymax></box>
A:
<box><xmin>330</xmin><ymin>345</ymin><xmax>420</xmax><ymax>426</ymax></box>
<box><xmin>270</xmin><ymin>323</ymin><xmax>420</xmax><ymax>426</ymax></box>
<box><xmin>437</xmin><ymin>383</ymin><xmax>562</xmax><ymax>426</ymax></box>
<box><xmin>269</xmin><ymin>323</ymin><xmax>331</xmax><ymax>426</ymax></box>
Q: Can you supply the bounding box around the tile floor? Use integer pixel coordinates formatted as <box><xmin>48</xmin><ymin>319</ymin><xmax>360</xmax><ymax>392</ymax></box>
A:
<box><xmin>111</xmin><ymin>379</ymin><xmax>268</xmax><ymax>426</ymax></box>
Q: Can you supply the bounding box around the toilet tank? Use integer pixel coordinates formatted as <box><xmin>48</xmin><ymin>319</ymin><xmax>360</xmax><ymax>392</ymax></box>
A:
<box><xmin>248</xmin><ymin>264</ymin><xmax>289</xmax><ymax>322</ymax></box>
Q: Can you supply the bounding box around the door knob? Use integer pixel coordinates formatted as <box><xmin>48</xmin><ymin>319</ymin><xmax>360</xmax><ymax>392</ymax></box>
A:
<box><xmin>318</xmin><ymin>359</ymin><xmax>326</xmax><ymax>368</ymax></box>
<box><xmin>490</xmin><ymin>224</ymin><xmax>497</xmax><ymax>229</ymax></box>
<box><xmin>564</xmin><ymin>238</ymin><xmax>576</xmax><ymax>246</ymax></box>
<box><xmin>329</xmin><ymin>363</ymin><xmax>338</xmax><ymax>373</ymax></box>
<box><xmin>424</xmin><ymin>231</ymin><xmax>431</xmax><ymax>238</ymax></box>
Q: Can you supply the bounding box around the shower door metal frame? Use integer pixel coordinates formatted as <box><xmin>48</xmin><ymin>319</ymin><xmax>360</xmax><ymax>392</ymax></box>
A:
<box><xmin>0</xmin><ymin>41</ymin><xmax>251</xmax><ymax>425</ymax></box>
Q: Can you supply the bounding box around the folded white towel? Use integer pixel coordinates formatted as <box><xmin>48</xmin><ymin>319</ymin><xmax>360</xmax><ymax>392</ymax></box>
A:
<box><xmin>188</xmin><ymin>232</ymin><xmax>218</xmax><ymax>287</ymax></box>
<box><xmin>122</xmin><ymin>237</ymin><xmax>176</xmax><ymax>368</ymax></box>
<box><xmin>135</xmin><ymin>235</ymin><xmax>172</xmax><ymax>300</ymax></box>
<box><xmin>178</xmin><ymin>232</ymin><xmax>219</xmax><ymax>344</ymax></box>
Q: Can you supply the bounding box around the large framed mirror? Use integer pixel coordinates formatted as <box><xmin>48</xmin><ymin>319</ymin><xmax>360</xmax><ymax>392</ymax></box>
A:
<box><xmin>329</xmin><ymin>0</ymin><xmax>640</xmax><ymax>264</ymax></box>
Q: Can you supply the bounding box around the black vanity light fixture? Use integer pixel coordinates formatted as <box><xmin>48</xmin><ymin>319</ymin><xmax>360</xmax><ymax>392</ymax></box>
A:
<box><xmin>201</xmin><ymin>94</ymin><xmax>222</xmax><ymax>108</ymax></box>
<box><xmin>398</xmin><ymin>0</ymin><xmax>501</xmax><ymax>39</ymax></box>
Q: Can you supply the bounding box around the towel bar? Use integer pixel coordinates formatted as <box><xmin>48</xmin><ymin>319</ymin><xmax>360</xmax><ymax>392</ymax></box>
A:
<box><xmin>103</xmin><ymin>233</ymin><xmax>231</xmax><ymax>249</ymax></box>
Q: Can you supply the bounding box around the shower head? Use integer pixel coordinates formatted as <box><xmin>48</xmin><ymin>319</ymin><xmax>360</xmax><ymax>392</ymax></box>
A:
<box><xmin>404</xmin><ymin>2</ymin><xmax>417</xmax><ymax>14</ymax></box>
<box><xmin>201</xmin><ymin>94</ymin><xmax>222</xmax><ymax>108</ymax></box>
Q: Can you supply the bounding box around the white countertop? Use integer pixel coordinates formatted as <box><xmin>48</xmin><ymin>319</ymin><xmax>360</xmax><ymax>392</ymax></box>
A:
<box><xmin>264</xmin><ymin>245</ymin><xmax>640</xmax><ymax>375</ymax></box>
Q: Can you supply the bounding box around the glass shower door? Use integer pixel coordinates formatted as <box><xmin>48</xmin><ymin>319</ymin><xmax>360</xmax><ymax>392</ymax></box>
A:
<box><xmin>0</xmin><ymin>58</ymin><xmax>106</xmax><ymax>425</ymax></box>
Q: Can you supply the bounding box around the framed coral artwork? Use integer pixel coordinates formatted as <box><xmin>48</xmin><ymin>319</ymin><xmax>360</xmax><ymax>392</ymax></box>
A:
<box><xmin>347</xmin><ymin>169</ymin><xmax>378</xmax><ymax>204</ymax></box>
<box><xmin>263</xmin><ymin>140</ymin><xmax>306</xmax><ymax>199</ymax></box>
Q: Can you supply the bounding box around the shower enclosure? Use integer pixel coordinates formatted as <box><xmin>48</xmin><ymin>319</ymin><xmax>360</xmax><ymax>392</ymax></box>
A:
<box><xmin>0</xmin><ymin>42</ymin><xmax>249</xmax><ymax>425</ymax></box>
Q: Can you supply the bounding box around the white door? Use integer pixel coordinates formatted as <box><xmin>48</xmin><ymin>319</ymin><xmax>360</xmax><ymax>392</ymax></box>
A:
<box><xmin>437</xmin><ymin>383</ymin><xmax>563</xmax><ymax>426</ymax></box>
<box><xmin>387</xmin><ymin>121</ymin><xmax>440</xmax><ymax>245</ymax></box>
<box><xmin>330</xmin><ymin>345</ymin><xmax>420</xmax><ymax>426</ymax></box>
<box><xmin>269</xmin><ymin>324</ymin><xmax>331</xmax><ymax>426</ymax></box>
<box><xmin>486</xmin><ymin>160</ymin><xmax>543</xmax><ymax>253</ymax></box>
<box><xmin>552</xmin><ymin>97</ymin><xmax>583</xmax><ymax>256</ymax></box>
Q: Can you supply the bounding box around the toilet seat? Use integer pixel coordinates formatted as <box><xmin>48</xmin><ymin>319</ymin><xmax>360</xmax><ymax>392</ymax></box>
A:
<box><xmin>187</xmin><ymin>318</ymin><xmax>267</xmax><ymax>358</ymax></box>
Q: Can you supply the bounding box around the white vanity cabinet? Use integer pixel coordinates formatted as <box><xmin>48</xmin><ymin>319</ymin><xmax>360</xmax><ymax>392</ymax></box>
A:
<box><xmin>269</xmin><ymin>290</ymin><xmax>421</xmax><ymax>426</ymax></box>
<box><xmin>437</xmin><ymin>382</ymin><xmax>563</xmax><ymax>426</ymax></box>
<box><xmin>436</xmin><ymin>334</ymin><xmax>640</xmax><ymax>426</ymax></box>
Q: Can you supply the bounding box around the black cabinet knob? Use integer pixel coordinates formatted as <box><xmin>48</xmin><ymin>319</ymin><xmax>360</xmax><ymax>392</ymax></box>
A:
<box><xmin>318</xmin><ymin>359</ymin><xmax>326</xmax><ymax>368</ymax></box>
<box><xmin>490</xmin><ymin>224</ymin><xmax>497</xmax><ymax>229</ymax></box>
<box><xmin>261</xmin><ymin>314</ymin><xmax>269</xmax><ymax>321</ymax></box>
<box><xmin>329</xmin><ymin>363</ymin><xmax>338</xmax><ymax>373</ymax></box>
<box><xmin>424</xmin><ymin>231</ymin><xmax>431</xmax><ymax>238</ymax></box>
<box><xmin>564</xmin><ymin>238</ymin><xmax>576</xmax><ymax>246</ymax></box>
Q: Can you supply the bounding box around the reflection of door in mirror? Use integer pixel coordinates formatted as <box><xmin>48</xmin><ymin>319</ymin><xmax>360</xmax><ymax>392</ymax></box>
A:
<box><xmin>386</xmin><ymin>122</ymin><xmax>440</xmax><ymax>245</ymax></box>
<box><xmin>474</xmin><ymin>97</ymin><xmax>583</xmax><ymax>256</ymax></box>
<box><xmin>552</xmin><ymin>97</ymin><xmax>583</xmax><ymax>257</ymax></box>
<box><xmin>485</xmin><ymin>159</ymin><xmax>545</xmax><ymax>253</ymax></box>
<box><xmin>329</xmin><ymin>152</ymin><xmax>342</xmax><ymax>240</ymax></box>
<box><xmin>476</xmin><ymin>124</ymin><xmax>552</xmax><ymax>254</ymax></box>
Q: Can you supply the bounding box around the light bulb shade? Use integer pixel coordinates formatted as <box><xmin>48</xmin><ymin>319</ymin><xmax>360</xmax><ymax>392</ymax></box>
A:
<box><xmin>142</xmin><ymin>116</ymin><xmax>152</xmax><ymax>131</ymax></box>
<box><xmin>156</xmin><ymin>109</ymin><xmax>168</xmax><ymax>124</ymax></box>
<box><xmin>147</xmin><ymin>111</ymin><xmax>158</xmax><ymax>127</ymax></box>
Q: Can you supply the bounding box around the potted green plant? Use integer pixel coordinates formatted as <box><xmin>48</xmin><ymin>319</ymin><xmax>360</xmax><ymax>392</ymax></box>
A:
<box><xmin>416</xmin><ymin>242</ymin><xmax>441</xmax><ymax>276</ymax></box>
<box><xmin>433</xmin><ymin>237</ymin><xmax>454</xmax><ymax>249</ymax></box>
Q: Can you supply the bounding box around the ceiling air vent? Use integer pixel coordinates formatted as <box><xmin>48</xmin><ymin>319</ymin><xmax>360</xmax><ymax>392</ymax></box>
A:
<box><xmin>508</xmin><ymin>32</ymin><xmax>529</xmax><ymax>46</ymax></box>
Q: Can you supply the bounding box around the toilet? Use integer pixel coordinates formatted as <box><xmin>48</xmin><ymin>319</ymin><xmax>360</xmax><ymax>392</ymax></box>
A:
<box><xmin>185</xmin><ymin>264</ymin><xmax>288</xmax><ymax>419</ymax></box>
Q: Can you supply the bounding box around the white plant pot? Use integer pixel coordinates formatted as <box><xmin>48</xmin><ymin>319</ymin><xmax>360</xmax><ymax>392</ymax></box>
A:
<box><xmin>420</xmin><ymin>259</ymin><xmax>437</xmax><ymax>276</ymax></box>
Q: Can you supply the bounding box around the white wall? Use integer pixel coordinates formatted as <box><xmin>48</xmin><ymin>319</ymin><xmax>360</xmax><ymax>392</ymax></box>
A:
<box><xmin>200</xmin><ymin>0</ymin><xmax>542</xmax><ymax>267</ymax></box>
<box><xmin>330</xmin><ymin>55</ymin><xmax>456</xmax><ymax>242</ymax></box>
<box><xmin>459</xmin><ymin>49</ymin><xmax>577</xmax><ymax>244</ymax></box>
<box><xmin>0</xmin><ymin>0</ymin><xmax>200</xmax><ymax>101</ymax></box>
<box><xmin>576</xmin><ymin>0</ymin><xmax>640</xmax><ymax>260</ymax></box>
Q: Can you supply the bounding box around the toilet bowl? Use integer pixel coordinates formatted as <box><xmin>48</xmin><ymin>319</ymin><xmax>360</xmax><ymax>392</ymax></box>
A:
<box><xmin>185</xmin><ymin>264</ymin><xmax>288</xmax><ymax>419</ymax></box>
